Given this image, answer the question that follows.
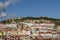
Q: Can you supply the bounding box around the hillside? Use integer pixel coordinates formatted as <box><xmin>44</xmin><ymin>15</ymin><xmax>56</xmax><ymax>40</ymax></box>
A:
<box><xmin>0</xmin><ymin>17</ymin><xmax>60</xmax><ymax>25</ymax></box>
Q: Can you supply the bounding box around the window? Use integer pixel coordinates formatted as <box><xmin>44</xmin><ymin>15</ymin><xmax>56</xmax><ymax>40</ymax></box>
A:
<box><xmin>35</xmin><ymin>28</ymin><xmax>39</xmax><ymax>31</ymax></box>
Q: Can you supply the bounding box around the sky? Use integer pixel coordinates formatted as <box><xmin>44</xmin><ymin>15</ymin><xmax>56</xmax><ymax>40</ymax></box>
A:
<box><xmin>0</xmin><ymin>0</ymin><xmax>60</xmax><ymax>20</ymax></box>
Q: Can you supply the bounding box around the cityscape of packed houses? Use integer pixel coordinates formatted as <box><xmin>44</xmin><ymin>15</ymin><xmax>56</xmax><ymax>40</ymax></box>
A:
<box><xmin>0</xmin><ymin>17</ymin><xmax>60</xmax><ymax>40</ymax></box>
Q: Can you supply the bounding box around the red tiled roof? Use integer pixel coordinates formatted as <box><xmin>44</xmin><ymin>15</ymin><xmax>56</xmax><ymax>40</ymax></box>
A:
<box><xmin>57</xmin><ymin>32</ymin><xmax>60</xmax><ymax>34</ymax></box>
<box><xmin>46</xmin><ymin>32</ymin><xmax>52</xmax><ymax>34</ymax></box>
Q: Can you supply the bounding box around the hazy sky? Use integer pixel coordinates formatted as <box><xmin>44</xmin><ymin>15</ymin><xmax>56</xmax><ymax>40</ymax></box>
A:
<box><xmin>0</xmin><ymin>0</ymin><xmax>60</xmax><ymax>20</ymax></box>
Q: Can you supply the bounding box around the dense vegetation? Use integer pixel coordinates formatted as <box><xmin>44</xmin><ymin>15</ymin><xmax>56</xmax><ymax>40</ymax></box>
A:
<box><xmin>23</xmin><ymin>16</ymin><xmax>60</xmax><ymax>20</ymax></box>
